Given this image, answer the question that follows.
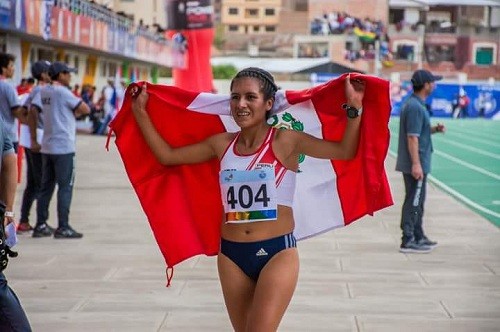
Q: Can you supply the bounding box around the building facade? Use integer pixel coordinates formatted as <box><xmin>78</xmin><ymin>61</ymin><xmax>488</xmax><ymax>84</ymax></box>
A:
<box><xmin>221</xmin><ymin>0</ymin><xmax>281</xmax><ymax>34</ymax></box>
<box><xmin>0</xmin><ymin>0</ymin><xmax>176</xmax><ymax>92</ymax></box>
<box><xmin>387</xmin><ymin>1</ymin><xmax>500</xmax><ymax>80</ymax></box>
<box><xmin>100</xmin><ymin>0</ymin><xmax>167</xmax><ymax>28</ymax></box>
<box><xmin>286</xmin><ymin>0</ymin><xmax>500</xmax><ymax>80</ymax></box>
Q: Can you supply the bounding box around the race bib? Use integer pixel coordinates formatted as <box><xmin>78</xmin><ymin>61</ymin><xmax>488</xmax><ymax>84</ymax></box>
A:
<box><xmin>220</xmin><ymin>168</ymin><xmax>277</xmax><ymax>223</ymax></box>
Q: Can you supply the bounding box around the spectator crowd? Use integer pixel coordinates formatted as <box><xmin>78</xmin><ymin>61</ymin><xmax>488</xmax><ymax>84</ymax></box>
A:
<box><xmin>310</xmin><ymin>11</ymin><xmax>385</xmax><ymax>38</ymax></box>
<box><xmin>308</xmin><ymin>11</ymin><xmax>393</xmax><ymax>64</ymax></box>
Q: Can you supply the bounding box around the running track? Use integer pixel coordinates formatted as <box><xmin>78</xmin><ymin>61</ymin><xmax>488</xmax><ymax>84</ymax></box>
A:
<box><xmin>388</xmin><ymin>118</ymin><xmax>500</xmax><ymax>227</ymax></box>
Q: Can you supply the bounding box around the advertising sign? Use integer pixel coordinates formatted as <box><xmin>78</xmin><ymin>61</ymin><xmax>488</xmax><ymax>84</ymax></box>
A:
<box><xmin>391</xmin><ymin>81</ymin><xmax>500</xmax><ymax>119</ymax></box>
<box><xmin>0</xmin><ymin>0</ymin><xmax>26</xmax><ymax>31</ymax></box>
<box><xmin>165</xmin><ymin>0</ymin><xmax>213</xmax><ymax>30</ymax></box>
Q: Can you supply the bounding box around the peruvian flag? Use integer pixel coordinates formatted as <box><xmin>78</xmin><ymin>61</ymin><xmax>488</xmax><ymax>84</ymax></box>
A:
<box><xmin>109</xmin><ymin>74</ymin><xmax>393</xmax><ymax>270</ymax></box>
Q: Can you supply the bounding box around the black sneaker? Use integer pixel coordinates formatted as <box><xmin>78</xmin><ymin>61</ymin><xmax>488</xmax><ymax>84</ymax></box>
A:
<box><xmin>32</xmin><ymin>223</ymin><xmax>54</xmax><ymax>238</ymax></box>
<box><xmin>399</xmin><ymin>240</ymin><xmax>433</xmax><ymax>253</ymax></box>
<box><xmin>54</xmin><ymin>227</ymin><xmax>83</xmax><ymax>239</ymax></box>
<box><xmin>417</xmin><ymin>237</ymin><xmax>438</xmax><ymax>248</ymax></box>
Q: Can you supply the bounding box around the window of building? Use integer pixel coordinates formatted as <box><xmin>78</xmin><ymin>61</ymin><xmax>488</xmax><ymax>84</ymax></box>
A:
<box><xmin>298</xmin><ymin>42</ymin><xmax>328</xmax><ymax>58</ymax></box>
<box><xmin>389</xmin><ymin>9</ymin><xmax>404</xmax><ymax>24</ymax></box>
<box><xmin>253</xmin><ymin>25</ymin><xmax>260</xmax><ymax>32</ymax></box>
<box><xmin>32</xmin><ymin>48</ymin><xmax>54</xmax><ymax>66</ymax></box>
<box><xmin>396</xmin><ymin>44</ymin><xmax>415</xmax><ymax>61</ymax></box>
<box><xmin>265</xmin><ymin>8</ymin><xmax>275</xmax><ymax>16</ymax></box>
<box><xmin>265</xmin><ymin>25</ymin><xmax>276</xmax><ymax>32</ymax></box>
<box><xmin>473</xmin><ymin>43</ymin><xmax>496</xmax><ymax>65</ymax></box>
<box><xmin>228</xmin><ymin>25</ymin><xmax>239</xmax><ymax>32</ymax></box>
<box><xmin>492</xmin><ymin>7</ymin><xmax>500</xmax><ymax>27</ymax></box>
<box><xmin>30</xmin><ymin>48</ymin><xmax>36</xmax><ymax>64</ymax></box>
<box><xmin>295</xmin><ymin>0</ymin><xmax>307</xmax><ymax>11</ymax></box>
<box><xmin>73</xmin><ymin>55</ymin><xmax>79</xmax><ymax>71</ymax></box>
<box><xmin>425</xmin><ymin>44</ymin><xmax>455</xmax><ymax>63</ymax></box>
<box><xmin>245</xmin><ymin>8</ymin><xmax>258</xmax><ymax>18</ymax></box>
<box><xmin>392</xmin><ymin>40</ymin><xmax>418</xmax><ymax>61</ymax></box>
<box><xmin>108</xmin><ymin>62</ymin><xmax>117</xmax><ymax>78</ymax></box>
<box><xmin>101</xmin><ymin>61</ymin><xmax>107</xmax><ymax>77</ymax></box>
<box><xmin>426</xmin><ymin>10</ymin><xmax>453</xmax><ymax>32</ymax></box>
<box><xmin>229</xmin><ymin>7</ymin><xmax>238</xmax><ymax>15</ymax></box>
<box><xmin>461</xmin><ymin>6</ymin><xmax>486</xmax><ymax>26</ymax></box>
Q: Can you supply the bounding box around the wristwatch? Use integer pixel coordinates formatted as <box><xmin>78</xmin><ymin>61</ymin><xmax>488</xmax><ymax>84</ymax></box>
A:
<box><xmin>342</xmin><ymin>103</ymin><xmax>363</xmax><ymax>118</ymax></box>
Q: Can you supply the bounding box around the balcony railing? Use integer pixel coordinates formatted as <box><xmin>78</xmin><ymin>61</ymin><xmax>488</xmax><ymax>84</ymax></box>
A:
<box><xmin>53</xmin><ymin>0</ymin><xmax>165</xmax><ymax>41</ymax></box>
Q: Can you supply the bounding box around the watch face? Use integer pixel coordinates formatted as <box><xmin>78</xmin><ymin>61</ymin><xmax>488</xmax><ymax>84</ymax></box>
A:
<box><xmin>342</xmin><ymin>103</ymin><xmax>360</xmax><ymax>118</ymax></box>
<box><xmin>347</xmin><ymin>107</ymin><xmax>358</xmax><ymax>118</ymax></box>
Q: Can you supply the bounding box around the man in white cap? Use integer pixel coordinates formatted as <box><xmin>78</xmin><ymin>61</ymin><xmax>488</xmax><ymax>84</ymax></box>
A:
<box><xmin>32</xmin><ymin>62</ymin><xmax>90</xmax><ymax>238</ymax></box>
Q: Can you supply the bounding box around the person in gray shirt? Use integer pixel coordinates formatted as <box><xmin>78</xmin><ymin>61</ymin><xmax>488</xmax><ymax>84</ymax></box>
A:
<box><xmin>396</xmin><ymin>69</ymin><xmax>446</xmax><ymax>253</ymax></box>
<box><xmin>0</xmin><ymin>53</ymin><xmax>24</xmax><ymax>150</ymax></box>
<box><xmin>17</xmin><ymin>60</ymin><xmax>51</xmax><ymax>233</ymax></box>
<box><xmin>32</xmin><ymin>62</ymin><xmax>90</xmax><ymax>239</ymax></box>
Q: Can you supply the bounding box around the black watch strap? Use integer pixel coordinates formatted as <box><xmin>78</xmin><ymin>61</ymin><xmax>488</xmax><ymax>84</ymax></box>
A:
<box><xmin>342</xmin><ymin>103</ymin><xmax>363</xmax><ymax>118</ymax></box>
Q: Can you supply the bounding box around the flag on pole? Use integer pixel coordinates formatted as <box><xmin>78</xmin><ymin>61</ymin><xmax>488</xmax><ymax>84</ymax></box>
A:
<box><xmin>109</xmin><ymin>74</ymin><xmax>393</xmax><ymax>270</ymax></box>
<box><xmin>353</xmin><ymin>27</ymin><xmax>377</xmax><ymax>43</ymax></box>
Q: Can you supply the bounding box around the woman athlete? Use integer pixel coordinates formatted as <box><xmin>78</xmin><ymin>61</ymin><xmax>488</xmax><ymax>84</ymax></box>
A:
<box><xmin>131</xmin><ymin>67</ymin><xmax>365</xmax><ymax>332</ymax></box>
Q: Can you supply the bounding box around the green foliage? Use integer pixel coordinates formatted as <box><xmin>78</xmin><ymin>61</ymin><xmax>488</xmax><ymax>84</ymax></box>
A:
<box><xmin>158</xmin><ymin>66</ymin><xmax>172</xmax><ymax>77</ymax></box>
<box><xmin>213</xmin><ymin>24</ymin><xmax>226</xmax><ymax>50</ymax></box>
<box><xmin>212</xmin><ymin>64</ymin><xmax>237</xmax><ymax>79</ymax></box>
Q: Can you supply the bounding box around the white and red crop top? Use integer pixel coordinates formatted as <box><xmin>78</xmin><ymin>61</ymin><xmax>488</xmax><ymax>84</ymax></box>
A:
<box><xmin>219</xmin><ymin>127</ymin><xmax>296</xmax><ymax>223</ymax></box>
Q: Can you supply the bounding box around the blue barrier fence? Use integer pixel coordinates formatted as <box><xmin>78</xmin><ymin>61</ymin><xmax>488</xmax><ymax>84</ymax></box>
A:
<box><xmin>311</xmin><ymin>73</ymin><xmax>500</xmax><ymax>119</ymax></box>
<box><xmin>391</xmin><ymin>81</ymin><xmax>500</xmax><ymax>119</ymax></box>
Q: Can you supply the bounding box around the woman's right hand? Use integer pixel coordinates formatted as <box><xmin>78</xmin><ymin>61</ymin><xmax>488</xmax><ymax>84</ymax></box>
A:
<box><xmin>131</xmin><ymin>84</ymin><xmax>149</xmax><ymax>117</ymax></box>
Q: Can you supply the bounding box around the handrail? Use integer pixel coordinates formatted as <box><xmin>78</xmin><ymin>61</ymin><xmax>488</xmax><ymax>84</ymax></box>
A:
<box><xmin>52</xmin><ymin>0</ymin><xmax>166</xmax><ymax>42</ymax></box>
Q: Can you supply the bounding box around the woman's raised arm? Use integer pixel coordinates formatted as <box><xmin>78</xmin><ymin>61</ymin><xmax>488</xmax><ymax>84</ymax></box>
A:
<box><xmin>131</xmin><ymin>84</ymin><xmax>219</xmax><ymax>166</ymax></box>
<box><xmin>288</xmin><ymin>75</ymin><xmax>366</xmax><ymax>160</ymax></box>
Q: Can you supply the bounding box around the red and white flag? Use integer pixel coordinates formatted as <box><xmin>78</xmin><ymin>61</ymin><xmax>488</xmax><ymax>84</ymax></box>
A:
<box><xmin>109</xmin><ymin>74</ymin><xmax>393</xmax><ymax>270</ymax></box>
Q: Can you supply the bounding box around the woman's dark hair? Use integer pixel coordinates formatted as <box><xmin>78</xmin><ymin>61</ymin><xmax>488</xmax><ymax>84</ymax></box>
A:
<box><xmin>230</xmin><ymin>67</ymin><xmax>278</xmax><ymax>101</ymax></box>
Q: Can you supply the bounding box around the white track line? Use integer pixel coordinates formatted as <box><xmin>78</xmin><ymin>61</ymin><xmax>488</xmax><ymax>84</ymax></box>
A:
<box><xmin>435</xmin><ymin>139</ymin><xmax>500</xmax><ymax>161</ymax></box>
<box><xmin>388</xmin><ymin>150</ymin><xmax>500</xmax><ymax>219</ymax></box>
<box><xmin>434</xmin><ymin>150</ymin><xmax>500</xmax><ymax>181</ymax></box>
<box><xmin>445</xmin><ymin>125</ymin><xmax>500</xmax><ymax>142</ymax></box>
<box><xmin>390</xmin><ymin>132</ymin><xmax>500</xmax><ymax>180</ymax></box>
<box><xmin>429</xmin><ymin>176</ymin><xmax>500</xmax><ymax>219</ymax></box>
<box><xmin>443</xmin><ymin>131</ymin><xmax>500</xmax><ymax>149</ymax></box>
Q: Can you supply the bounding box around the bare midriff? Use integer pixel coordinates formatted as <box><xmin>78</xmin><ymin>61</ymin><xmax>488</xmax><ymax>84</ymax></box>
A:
<box><xmin>221</xmin><ymin>205</ymin><xmax>295</xmax><ymax>242</ymax></box>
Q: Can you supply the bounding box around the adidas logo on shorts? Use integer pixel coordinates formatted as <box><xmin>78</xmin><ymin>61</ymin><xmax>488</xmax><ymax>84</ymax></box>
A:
<box><xmin>256</xmin><ymin>248</ymin><xmax>268</xmax><ymax>256</ymax></box>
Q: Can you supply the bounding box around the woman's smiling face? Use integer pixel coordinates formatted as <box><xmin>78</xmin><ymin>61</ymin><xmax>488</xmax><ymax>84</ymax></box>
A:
<box><xmin>230</xmin><ymin>77</ymin><xmax>272</xmax><ymax>128</ymax></box>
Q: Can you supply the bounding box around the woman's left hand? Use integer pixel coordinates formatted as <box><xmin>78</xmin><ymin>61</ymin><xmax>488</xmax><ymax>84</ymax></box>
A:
<box><xmin>345</xmin><ymin>74</ymin><xmax>365</xmax><ymax>110</ymax></box>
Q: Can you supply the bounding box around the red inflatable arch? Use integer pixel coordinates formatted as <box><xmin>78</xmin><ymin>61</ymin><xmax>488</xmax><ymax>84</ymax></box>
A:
<box><xmin>165</xmin><ymin>0</ymin><xmax>216</xmax><ymax>92</ymax></box>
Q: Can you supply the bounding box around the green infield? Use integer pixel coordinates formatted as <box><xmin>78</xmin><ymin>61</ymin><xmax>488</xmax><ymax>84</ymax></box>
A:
<box><xmin>389</xmin><ymin>118</ymin><xmax>500</xmax><ymax>227</ymax></box>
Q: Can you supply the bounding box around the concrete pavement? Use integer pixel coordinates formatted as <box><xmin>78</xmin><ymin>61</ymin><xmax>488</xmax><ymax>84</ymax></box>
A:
<box><xmin>5</xmin><ymin>133</ymin><xmax>500</xmax><ymax>332</ymax></box>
